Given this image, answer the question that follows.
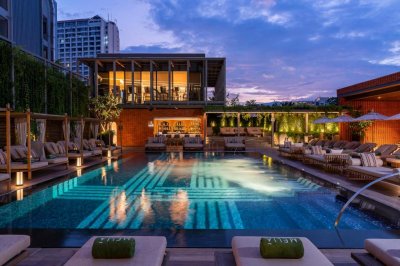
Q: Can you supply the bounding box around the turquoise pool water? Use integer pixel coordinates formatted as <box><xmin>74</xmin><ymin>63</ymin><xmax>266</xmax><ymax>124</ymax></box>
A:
<box><xmin>0</xmin><ymin>152</ymin><xmax>394</xmax><ymax>230</ymax></box>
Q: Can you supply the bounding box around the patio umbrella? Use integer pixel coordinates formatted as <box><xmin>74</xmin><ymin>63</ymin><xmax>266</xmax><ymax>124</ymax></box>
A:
<box><xmin>313</xmin><ymin>116</ymin><xmax>332</xmax><ymax>124</ymax></box>
<box><xmin>353</xmin><ymin>111</ymin><xmax>388</xmax><ymax>122</ymax></box>
<box><xmin>385</xmin><ymin>113</ymin><xmax>400</xmax><ymax>121</ymax></box>
<box><xmin>330</xmin><ymin>114</ymin><xmax>355</xmax><ymax>123</ymax></box>
<box><xmin>354</xmin><ymin>111</ymin><xmax>387</xmax><ymax>143</ymax></box>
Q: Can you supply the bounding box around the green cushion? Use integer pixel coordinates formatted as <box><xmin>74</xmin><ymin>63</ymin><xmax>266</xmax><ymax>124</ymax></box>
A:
<box><xmin>92</xmin><ymin>237</ymin><xmax>135</xmax><ymax>259</ymax></box>
<box><xmin>260</xmin><ymin>237</ymin><xmax>304</xmax><ymax>259</ymax></box>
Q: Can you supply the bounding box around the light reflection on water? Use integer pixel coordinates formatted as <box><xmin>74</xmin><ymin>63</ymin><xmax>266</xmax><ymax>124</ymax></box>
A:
<box><xmin>169</xmin><ymin>190</ymin><xmax>189</xmax><ymax>226</ymax></box>
<box><xmin>109</xmin><ymin>189</ymin><xmax>128</xmax><ymax>223</ymax></box>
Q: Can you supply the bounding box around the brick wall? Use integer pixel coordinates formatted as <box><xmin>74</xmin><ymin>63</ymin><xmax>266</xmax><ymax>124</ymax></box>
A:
<box><xmin>339</xmin><ymin>98</ymin><xmax>400</xmax><ymax>145</ymax></box>
<box><xmin>118</xmin><ymin>108</ymin><xmax>204</xmax><ymax>147</ymax></box>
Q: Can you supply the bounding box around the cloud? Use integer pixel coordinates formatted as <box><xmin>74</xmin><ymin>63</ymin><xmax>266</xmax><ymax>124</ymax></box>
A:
<box><xmin>333</xmin><ymin>31</ymin><xmax>366</xmax><ymax>39</ymax></box>
<box><xmin>281</xmin><ymin>66</ymin><xmax>296</xmax><ymax>72</ymax></box>
<box><xmin>262</xmin><ymin>74</ymin><xmax>275</xmax><ymax>79</ymax></box>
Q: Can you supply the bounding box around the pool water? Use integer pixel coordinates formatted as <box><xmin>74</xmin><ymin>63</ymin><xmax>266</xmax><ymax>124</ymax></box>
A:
<box><xmin>0</xmin><ymin>152</ymin><xmax>395</xmax><ymax>230</ymax></box>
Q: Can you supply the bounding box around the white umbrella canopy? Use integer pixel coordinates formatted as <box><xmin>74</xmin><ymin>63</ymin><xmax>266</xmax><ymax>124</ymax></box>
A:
<box><xmin>313</xmin><ymin>116</ymin><xmax>332</xmax><ymax>124</ymax></box>
<box><xmin>386</xmin><ymin>113</ymin><xmax>400</xmax><ymax>120</ymax></box>
<box><xmin>330</xmin><ymin>115</ymin><xmax>355</xmax><ymax>123</ymax></box>
<box><xmin>354</xmin><ymin>111</ymin><xmax>387</xmax><ymax>121</ymax></box>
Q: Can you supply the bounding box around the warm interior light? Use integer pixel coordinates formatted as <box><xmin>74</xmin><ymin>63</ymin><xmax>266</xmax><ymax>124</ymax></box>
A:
<box><xmin>16</xmin><ymin>172</ymin><xmax>24</xmax><ymax>186</ymax></box>
<box><xmin>76</xmin><ymin>157</ymin><xmax>82</xmax><ymax>167</ymax></box>
<box><xmin>16</xmin><ymin>189</ymin><xmax>24</xmax><ymax>201</ymax></box>
<box><xmin>148</xmin><ymin>121</ymin><xmax>154</xmax><ymax>128</ymax></box>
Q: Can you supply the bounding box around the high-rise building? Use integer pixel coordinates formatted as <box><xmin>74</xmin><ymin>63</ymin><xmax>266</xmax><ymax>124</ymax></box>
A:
<box><xmin>0</xmin><ymin>0</ymin><xmax>57</xmax><ymax>61</ymax></box>
<box><xmin>57</xmin><ymin>15</ymin><xmax>120</xmax><ymax>77</ymax></box>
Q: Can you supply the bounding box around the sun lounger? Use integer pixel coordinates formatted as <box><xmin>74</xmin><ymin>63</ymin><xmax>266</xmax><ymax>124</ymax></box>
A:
<box><xmin>44</xmin><ymin>142</ymin><xmax>69</xmax><ymax>165</ymax></box>
<box><xmin>57</xmin><ymin>141</ymin><xmax>93</xmax><ymax>158</ymax></box>
<box><xmin>373</xmin><ymin>144</ymin><xmax>398</xmax><ymax>157</ymax></box>
<box><xmin>0</xmin><ymin>235</ymin><xmax>30</xmax><ymax>265</ymax></box>
<box><xmin>344</xmin><ymin>142</ymin><xmax>376</xmax><ymax>154</ymax></box>
<box><xmin>232</xmin><ymin>236</ymin><xmax>333</xmax><ymax>266</ymax></box>
<box><xmin>183</xmin><ymin>137</ymin><xmax>204</xmax><ymax>150</ymax></box>
<box><xmin>64</xmin><ymin>236</ymin><xmax>166</xmax><ymax>266</ymax></box>
<box><xmin>346</xmin><ymin>165</ymin><xmax>393</xmax><ymax>180</ymax></box>
<box><xmin>361</xmin><ymin>239</ymin><xmax>400</xmax><ymax>266</ymax></box>
<box><xmin>0</xmin><ymin>173</ymin><xmax>10</xmax><ymax>182</ymax></box>
<box><xmin>224</xmin><ymin>137</ymin><xmax>245</xmax><ymax>150</ymax></box>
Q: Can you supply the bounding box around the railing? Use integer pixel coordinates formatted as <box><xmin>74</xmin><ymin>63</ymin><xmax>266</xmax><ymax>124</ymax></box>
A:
<box><xmin>334</xmin><ymin>171</ymin><xmax>400</xmax><ymax>227</ymax></box>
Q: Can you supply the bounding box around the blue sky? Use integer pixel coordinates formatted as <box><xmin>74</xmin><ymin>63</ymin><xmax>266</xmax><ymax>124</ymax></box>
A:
<box><xmin>57</xmin><ymin>0</ymin><xmax>400</xmax><ymax>102</ymax></box>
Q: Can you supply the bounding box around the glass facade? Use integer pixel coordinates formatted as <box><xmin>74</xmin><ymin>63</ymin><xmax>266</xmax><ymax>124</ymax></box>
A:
<box><xmin>97</xmin><ymin>60</ymin><xmax>204</xmax><ymax>104</ymax></box>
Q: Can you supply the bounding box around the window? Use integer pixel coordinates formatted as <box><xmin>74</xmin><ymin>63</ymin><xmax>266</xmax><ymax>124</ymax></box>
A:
<box><xmin>43</xmin><ymin>46</ymin><xmax>48</xmax><ymax>59</ymax></box>
<box><xmin>0</xmin><ymin>16</ymin><xmax>8</xmax><ymax>38</ymax></box>
<box><xmin>42</xmin><ymin>16</ymin><xmax>48</xmax><ymax>41</ymax></box>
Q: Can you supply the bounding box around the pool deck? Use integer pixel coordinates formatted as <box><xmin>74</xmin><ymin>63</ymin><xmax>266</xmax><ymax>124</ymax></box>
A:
<box><xmin>9</xmin><ymin>247</ymin><xmax>362</xmax><ymax>265</ymax></box>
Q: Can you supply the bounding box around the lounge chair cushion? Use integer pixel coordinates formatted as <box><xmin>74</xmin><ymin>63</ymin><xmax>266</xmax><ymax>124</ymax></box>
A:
<box><xmin>65</xmin><ymin>236</ymin><xmax>166</xmax><ymax>266</ymax></box>
<box><xmin>360</xmin><ymin>153</ymin><xmax>379</xmax><ymax>167</ymax></box>
<box><xmin>184</xmin><ymin>143</ymin><xmax>203</xmax><ymax>149</ymax></box>
<box><xmin>365</xmin><ymin>239</ymin><xmax>400</xmax><ymax>266</ymax></box>
<box><xmin>232</xmin><ymin>236</ymin><xmax>333</xmax><ymax>266</ymax></box>
<box><xmin>0</xmin><ymin>150</ymin><xmax>6</xmax><ymax>165</ymax></box>
<box><xmin>311</xmin><ymin>146</ymin><xmax>323</xmax><ymax>155</ymax></box>
<box><xmin>0</xmin><ymin>235</ymin><xmax>30</xmax><ymax>266</ymax></box>
<box><xmin>0</xmin><ymin>173</ymin><xmax>10</xmax><ymax>182</ymax></box>
<box><xmin>145</xmin><ymin>143</ymin><xmax>166</xmax><ymax>148</ymax></box>
<box><xmin>46</xmin><ymin>157</ymin><xmax>68</xmax><ymax>164</ymax></box>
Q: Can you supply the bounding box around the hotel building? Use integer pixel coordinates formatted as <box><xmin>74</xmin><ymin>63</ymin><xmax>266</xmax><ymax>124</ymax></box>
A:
<box><xmin>80</xmin><ymin>53</ymin><xmax>226</xmax><ymax>146</ymax></box>
<box><xmin>0</xmin><ymin>0</ymin><xmax>57</xmax><ymax>61</ymax></box>
<box><xmin>57</xmin><ymin>15</ymin><xmax>120</xmax><ymax>77</ymax></box>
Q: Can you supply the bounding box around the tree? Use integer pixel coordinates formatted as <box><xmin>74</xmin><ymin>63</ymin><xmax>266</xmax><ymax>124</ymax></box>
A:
<box><xmin>326</xmin><ymin>97</ymin><xmax>338</xmax><ymax>105</ymax></box>
<box><xmin>245</xmin><ymin>99</ymin><xmax>257</xmax><ymax>107</ymax></box>
<box><xmin>89</xmin><ymin>94</ymin><xmax>122</xmax><ymax>132</ymax></box>
<box><xmin>228</xmin><ymin>94</ymin><xmax>240</xmax><ymax>106</ymax></box>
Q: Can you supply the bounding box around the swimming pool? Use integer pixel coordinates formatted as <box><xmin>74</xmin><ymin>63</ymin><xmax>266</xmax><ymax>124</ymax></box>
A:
<box><xmin>0</xmin><ymin>152</ymin><xmax>398</xmax><ymax>248</ymax></box>
<box><xmin>0</xmin><ymin>152</ymin><xmax>395</xmax><ymax>231</ymax></box>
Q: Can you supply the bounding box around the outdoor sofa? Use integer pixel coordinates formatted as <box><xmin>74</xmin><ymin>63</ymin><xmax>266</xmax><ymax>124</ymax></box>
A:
<box><xmin>57</xmin><ymin>141</ymin><xmax>94</xmax><ymax>159</ymax></box>
<box><xmin>345</xmin><ymin>153</ymin><xmax>395</xmax><ymax>181</ymax></box>
<box><xmin>145</xmin><ymin>136</ymin><xmax>166</xmax><ymax>151</ymax></box>
<box><xmin>0</xmin><ymin>235</ymin><xmax>30</xmax><ymax>265</ymax></box>
<box><xmin>183</xmin><ymin>137</ymin><xmax>204</xmax><ymax>150</ymax></box>
<box><xmin>0</xmin><ymin>146</ymin><xmax>49</xmax><ymax>172</ymax></box>
<box><xmin>231</xmin><ymin>236</ymin><xmax>333</xmax><ymax>266</ymax></box>
<box><xmin>224</xmin><ymin>137</ymin><xmax>245</xmax><ymax>151</ymax></box>
<box><xmin>43</xmin><ymin>142</ymin><xmax>69</xmax><ymax>166</ymax></box>
<box><xmin>65</xmin><ymin>236</ymin><xmax>167</xmax><ymax>266</ymax></box>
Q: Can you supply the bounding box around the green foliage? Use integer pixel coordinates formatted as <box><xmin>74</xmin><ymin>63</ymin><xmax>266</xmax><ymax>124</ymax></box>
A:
<box><xmin>0</xmin><ymin>40</ymin><xmax>90</xmax><ymax>115</ymax></box>
<box><xmin>89</xmin><ymin>94</ymin><xmax>122</xmax><ymax>131</ymax></box>
<box><xmin>348</xmin><ymin>110</ymin><xmax>372</xmax><ymax>139</ymax></box>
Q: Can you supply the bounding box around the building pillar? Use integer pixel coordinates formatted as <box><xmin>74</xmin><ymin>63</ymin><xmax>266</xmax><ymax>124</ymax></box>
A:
<box><xmin>186</xmin><ymin>60</ymin><xmax>190</xmax><ymax>104</ymax></box>
<box><xmin>237</xmin><ymin>112</ymin><xmax>240</xmax><ymax>136</ymax></box>
<box><xmin>112</xmin><ymin>61</ymin><xmax>116</xmax><ymax>95</ymax></box>
<box><xmin>204</xmin><ymin>60</ymin><xmax>208</xmax><ymax>105</ymax></box>
<box><xmin>131</xmin><ymin>60</ymin><xmax>136</xmax><ymax>104</ymax></box>
<box><xmin>150</xmin><ymin>61</ymin><xmax>154</xmax><ymax>104</ymax></box>
<box><xmin>168</xmin><ymin>60</ymin><xmax>171</xmax><ymax>104</ymax></box>
<box><xmin>271</xmin><ymin>113</ymin><xmax>275</xmax><ymax>147</ymax></box>
<box><xmin>94</xmin><ymin>60</ymin><xmax>99</xmax><ymax>97</ymax></box>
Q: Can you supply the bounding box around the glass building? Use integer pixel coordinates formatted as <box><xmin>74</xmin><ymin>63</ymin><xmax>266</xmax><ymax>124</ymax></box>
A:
<box><xmin>81</xmin><ymin>53</ymin><xmax>226</xmax><ymax>105</ymax></box>
<box><xmin>57</xmin><ymin>15</ymin><xmax>120</xmax><ymax>77</ymax></box>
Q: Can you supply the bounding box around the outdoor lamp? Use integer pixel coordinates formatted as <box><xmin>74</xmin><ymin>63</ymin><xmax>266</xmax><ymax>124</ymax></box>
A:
<box><xmin>16</xmin><ymin>172</ymin><xmax>24</xmax><ymax>186</ymax></box>
<box><xmin>76</xmin><ymin>157</ymin><xmax>82</xmax><ymax>167</ymax></box>
<box><xmin>107</xmin><ymin>150</ymin><xmax>112</xmax><ymax>158</ymax></box>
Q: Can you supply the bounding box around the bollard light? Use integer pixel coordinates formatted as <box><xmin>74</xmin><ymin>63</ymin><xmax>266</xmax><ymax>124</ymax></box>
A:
<box><xmin>16</xmin><ymin>172</ymin><xmax>24</xmax><ymax>186</ymax></box>
<box><xmin>76</xmin><ymin>157</ymin><xmax>82</xmax><ymax>167</ymax></box>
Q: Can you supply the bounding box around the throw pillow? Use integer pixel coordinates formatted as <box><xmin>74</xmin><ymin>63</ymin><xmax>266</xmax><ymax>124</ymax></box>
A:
<box><xmin>311</xmin><ymin>146</ymin><xmax>323</xmax><ymax>155</ymax></box>
<box><xmin>0</xmin><ymin>150</ymin><xmax>6</xmax><ymax>165</ymax></box>
<box><xmin>360</xmin><ymin>153</ymin><xmax>378</xmax><ymax>167</ymax></box>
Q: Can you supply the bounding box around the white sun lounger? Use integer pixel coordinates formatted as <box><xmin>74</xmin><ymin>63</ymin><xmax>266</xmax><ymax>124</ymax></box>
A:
<box><xmin>365</xmin><ymin>239</ymin><xmax>400</xmax><ymax>266</ymax></box>
<box><xmin>65</xmin><ymin>236</ymin><xmax>167</xmax><ymax>266</ymax></box>
<box><xmin>232</xmin><ymin>236</ymin><xmax>333</xmax><ymax>266</ymax></box>
<box><xmin>0</xmin><ymin>235</ymin><xmax>30</xmax><ymax>265</ymax></box>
